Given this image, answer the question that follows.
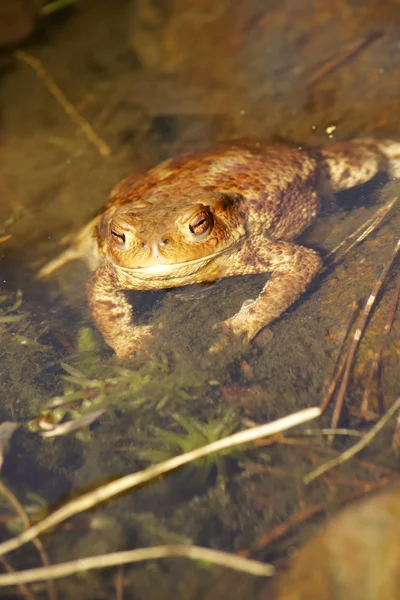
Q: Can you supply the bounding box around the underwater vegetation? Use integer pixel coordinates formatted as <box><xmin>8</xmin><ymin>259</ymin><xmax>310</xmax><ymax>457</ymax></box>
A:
<box><xmin>138</xmin><ymin>411</ymin><xmax>240</xmax><ymax>478</ymax></box>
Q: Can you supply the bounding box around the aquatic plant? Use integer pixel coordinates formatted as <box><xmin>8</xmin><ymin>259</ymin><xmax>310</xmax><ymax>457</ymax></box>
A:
<box><xmin>30</xmin><ymin>324</ymin><xmax>213</xmax><ymax>436</ymax></box>
<box><xmin>0</xmin><ymin>491</ymin><xmax>47</xmax><ymax>535</ymax></box>
<box><xmin>138</xmin><ymin>411</ymin><xmax>239</xmax><ymax>477</ymax></box>
<box><xmin>0</xmin><ymin>290</ymin><xmax>25</xmax><ymax>325</ymax></box>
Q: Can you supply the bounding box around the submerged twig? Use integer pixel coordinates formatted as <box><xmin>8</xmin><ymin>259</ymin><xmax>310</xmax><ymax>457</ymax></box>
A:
<box><xmin>305</xmin><ymin>396</ymin><xmax>400</xmax><ymax>484</ymax></box>
<box><xmin>392</xmin><ymin>412</ymin><xmax>400</xmax><ymax>455</ymax></box>
<box><xmin>300</xmin><ymin>428</ymin><xmax>363</xmax><ymax>438</ymax></box>
<box><xmin>330</xmin><ymin>239</ymin><xmax>400</xmax><ymax>438</ymax></box>
<box><xmin>14</xmin><ymin>51</ymin><xmax>111</xmax><ymax>158</ymax></box>
<box><xmin>297</xmin><ymin>442</ymin><xmax>397</xmax><ymax>478</ymax></box>
<box><xmin>115</xmin><ymin>566</ymin><xmax>124</xmax><ymax>600</ymax></box>
<box><xmin>0</xmin><ymin>482</ymin><xmax>57</xmax><ymax>600</ymax></box>
<box><xmin>0</xmin><ymin>408</ymin><xmax>320</xmax><ymax>558</ymax></box>
<box><xmin>0</xmin><ymin>423</ymin><xmax>19</xmax><ymax>472</ymax></box>
<box><xmin>308</xmin><ymin>32</ymin><xmax>382</xmax><ymax>86</ymax></box>
<box><xmin>360</xmin><ymin>277</ymin><xmax>400</xmax><ymax>418</ymax></box>
<box><xmin>0</xmin><ymin>557</ymin><xmax>36</xmax><ymax>600</ymax></box>
<box><xmin>242</xmin><ymin>475</ymin><xmax>392</xmax><ymax>555</ymax></box>
<box><xmin>0</xmin><ymin>545</ymin><xmax>274</xmax><ymax>587</ymax></box>
<box><xmin>320</xmin><ymin>300</ymin><xmax>358</xmax><ymax>413</ymax></box>
<box><xmin>40</xmin><ymin>0</ymin><xmax>78</xmax><ymax>16</ymax></box>
<box><xmin>325</xmin><ymin>194</ymin><xmax>399</xmax><ymax>265</ymax></box>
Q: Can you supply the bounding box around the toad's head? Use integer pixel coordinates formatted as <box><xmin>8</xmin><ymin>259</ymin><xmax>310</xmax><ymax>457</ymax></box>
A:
<box><xmin>97</xmin><ymin>191</ymin><xmax>245</xmax><ymax>278</ymax></box>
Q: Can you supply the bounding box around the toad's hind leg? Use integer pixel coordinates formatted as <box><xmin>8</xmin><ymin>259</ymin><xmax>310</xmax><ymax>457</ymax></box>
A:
<box><xmin>37</xmin><ymin>216</ymin><xmax>102</xmax><ymax>278</ymax></box>
<box><xmin>320</xmin><ymin>138</ymin><xmax>400</xmax><ymax>193</ymax></box>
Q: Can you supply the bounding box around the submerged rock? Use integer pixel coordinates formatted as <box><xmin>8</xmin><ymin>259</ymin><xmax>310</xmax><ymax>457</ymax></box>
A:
<box><xmin>0</xmin><ymin>0</ymin><xmax>37</xmax><ymax>46</ymax></box>
<box><xmin>273</xmin><ymin>485</ymin><xmax>400</xmax><ymax>600</ymax></box>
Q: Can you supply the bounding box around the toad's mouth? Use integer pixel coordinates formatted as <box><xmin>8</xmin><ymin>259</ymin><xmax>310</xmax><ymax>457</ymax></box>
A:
<box><xmin>109</xmin><ymin>246</ymin><xmax>232</xmax><ymax>279</ymax></box>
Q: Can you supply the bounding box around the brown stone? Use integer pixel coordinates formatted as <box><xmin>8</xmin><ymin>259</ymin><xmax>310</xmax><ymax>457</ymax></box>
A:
<box><xmin>0</xmin><ymin>0</ymin><xmax>37</xmax><ymax>46</ymax></box>
<box><xmin>272</xmin><ymin>486</ymin><xmax>400</xmax><ymax>600</ymax></box>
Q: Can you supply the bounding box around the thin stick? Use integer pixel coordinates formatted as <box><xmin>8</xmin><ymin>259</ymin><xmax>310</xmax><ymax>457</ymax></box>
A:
<box><xmin>115</xmin><ymin>566</ymin><xmax>124</xmax><ymax>600</ymax></box>
<box><xmin>0</xmin><ymin>545</ymin><xmax>274</xmax><ymax>587</ymax></box>
<box><xmin>325</xmin><ymin>194</ymin><xmax>399</xmax><ymax>264</ymax></box>
<box><xmin>14</xmin><ymin>51</ymin><xmax>111</xmax><ymax>158</ymax></box>
<box><xmin>330</xmin><ymin>239</ymin><xmax>400</xmax><ymax>437</ymax></box>
<box><xmin>299</xmin><ymin>443</ymin><xmax>397</xmax><ymax>477</ymax></box>
<box><xmin>302</xmin><ymin>428</ymin><xmax>363</xmax><ymax>437</ymax></box>
<box><xmin>360</xmin><ymin>277</ymin><xmax>400</xmax><ymax>417</ymax></box>
<box><xmin>0</xmin><ymin>408</ymin><xmax>320</xmax><ymax>558</ymax></box>
<box><xmin>244</xmin><ymin>504</ymin><xmax>325</xmax><ymax>556</ymax></box>
<box><xmin>391</xmin><ymin>412</ymin><xmax>400</xmax><ymax>454</ymax></box>
<box><xmin>305</xmin><ymin>396</ymin><xmax>400</xmax><ymax>484</ymax></box>
<box><xmin>308</xmin><ymin>32</ymin><xmax>382</xmax><ymax>86</ymax></box>
<box><xmin>320</xmin><ymin>300</ymin><xmax>358</xmax><ymax>413</ymax></box>
<box><xmin>242</xmin><ymin>475</ymin><xmax>392</xmax><ymax>555</ymax></box>
<box><xmin>320</xmin><ymin>353</ymin><xmax>348</xmax><ymax>415</ymax></box>
<box><xmin>0</xmin><ymin>557</ymin><xmax>37</xmax><ymax>600</ymax></box>
<box><xmin>252</xmin><ymin>428</ymin><xmax>364</xmax><ymax>442</ymax></box>
<box><xmin>328</xmin><ymin>345</ymin><xmax>352</xmax><ymax>438</ymax></box>
<box><xmin>0</xmin><ymin>482</ymin><xmax>57</xmax><ymax>600</ymax></box>
<box><xmin>40</xmin><ymin>0</ymin><xmax>78</xmax><ymax>15</ymax></box>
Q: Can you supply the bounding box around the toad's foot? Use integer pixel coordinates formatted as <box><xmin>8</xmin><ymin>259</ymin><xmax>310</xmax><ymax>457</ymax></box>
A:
<box><xmin>111</xmin><ymin>325</ymin><xmax>153</xmax><ymax>358</ymax></box>
<box><xmin>222</xmin><ymin>299</ymin><xmax>262</xmax><ymax>341</ymax></box>
<box><xmin>209</xmin><ymin>299</ymin><xmax>257</xmax><ymax>353</ymax></box>
<box><xmin>37</xmin><ymin>216</ymin><xmax>101</xmax><ymax>278</ymax></box>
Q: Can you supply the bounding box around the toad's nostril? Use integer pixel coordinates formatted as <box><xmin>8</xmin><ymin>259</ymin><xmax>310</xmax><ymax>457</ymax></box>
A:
<box><xmin>160</xmin><ymin>237</ymin><xmax>170</xmax><ymax>246</ymax></box>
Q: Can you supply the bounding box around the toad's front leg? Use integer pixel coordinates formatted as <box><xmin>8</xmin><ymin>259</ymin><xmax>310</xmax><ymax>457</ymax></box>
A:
<box><xmin>87</xmin><ymin>264</ymin><xmax>151</xmax><ymax>356</ymax></box>
<box><xmin>214</xmin><ymin>241</ymin><xmax>322</xmax><ymax>348</ymax></box>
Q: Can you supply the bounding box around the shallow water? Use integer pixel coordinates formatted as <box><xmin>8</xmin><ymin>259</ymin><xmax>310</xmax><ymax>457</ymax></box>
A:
<box><xmin>0</xmin><ymin>1</ymin><xmax>399</xmax><ymax>599</ymax></box>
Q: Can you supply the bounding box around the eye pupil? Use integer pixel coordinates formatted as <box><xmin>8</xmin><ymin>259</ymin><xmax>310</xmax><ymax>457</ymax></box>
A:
<box><xmin>111</xmin><ymin>230</ymin><xmax>126</xmax><ymax>244</ymax></box>
<box><xmin>189</xmin><ymin>212</ymin><xmax>211</xmax><ymax>236</ymax></box>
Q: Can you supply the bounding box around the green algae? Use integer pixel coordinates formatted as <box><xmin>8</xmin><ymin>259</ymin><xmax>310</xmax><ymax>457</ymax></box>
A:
<box><xmin>137</xmin><ymin>411</ymin><xmax>239</xmax><ymax>475</ymax></box>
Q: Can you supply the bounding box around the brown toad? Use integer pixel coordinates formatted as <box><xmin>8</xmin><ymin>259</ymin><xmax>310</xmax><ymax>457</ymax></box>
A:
<box><xmin>39</xmin><ymin>139</ymin><xmax>400</xmax><ymax>356</ymax></box>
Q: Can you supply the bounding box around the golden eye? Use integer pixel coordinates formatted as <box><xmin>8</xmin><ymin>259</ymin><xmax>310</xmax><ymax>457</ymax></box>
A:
<box><xmin>189</xmin><ymin>211</ymin><xmax>211</xmax><ymax>236</ymax></box>
<box><xmin>111</xmin><ymin>227</ymin><xmax>126</xmax><ymax>246</ymax></box>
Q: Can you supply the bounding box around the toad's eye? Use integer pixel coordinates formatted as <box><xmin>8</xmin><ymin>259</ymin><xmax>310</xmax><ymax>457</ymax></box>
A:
<box><xmin>189</xmin><ymin>211</ymin><xmax>211</xmax><ymax>236</ymax></box>
<box><xmin>111</xmin><ymin>227</ymin><xmax>126</xmax><ymax>246</ymax></box>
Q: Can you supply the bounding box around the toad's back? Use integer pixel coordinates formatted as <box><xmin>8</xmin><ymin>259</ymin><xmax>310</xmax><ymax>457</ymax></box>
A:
<box><xmin>108</xmin><ymin>143</ymin><xmax>320</xmax><ymax>240</ymax></box>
